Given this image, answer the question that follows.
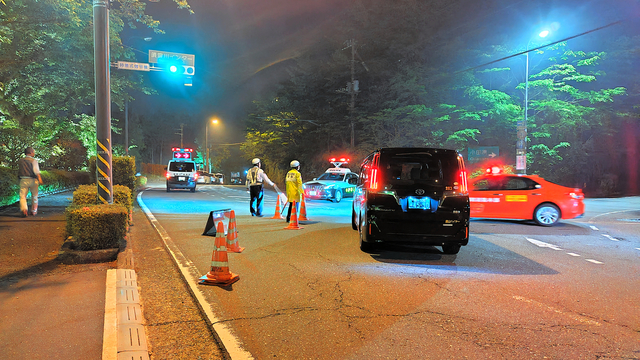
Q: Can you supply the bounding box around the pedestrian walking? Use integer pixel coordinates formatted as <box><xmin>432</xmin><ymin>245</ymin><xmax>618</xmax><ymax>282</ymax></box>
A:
<box><xmin>246</xmin><ymin>158</ymin><xmax>280</xmax><ymax>217</ymax></box>
<box><xmin>18</xmin><ymin>147</ymin><xmax>43</xmax><ymax>217</ymax></box>
<box><xmin>285</xmin><ymin>160</ymin><xmax>304</xmax><ymax>222</ymax></box>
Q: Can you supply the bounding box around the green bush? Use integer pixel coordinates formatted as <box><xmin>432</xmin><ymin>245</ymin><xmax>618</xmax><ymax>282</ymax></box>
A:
<box><xmin>89</xmin><ymin>155</ymin><xmax>136</xmax><ymax>191</ymax></box>
<box><xmin>72</xmin><ymin>184</ymin><xmax>132</xmax><ymax>210</ymax></box>
<box><xmin>0</xmin><ymin>167</ymin><xmax>89</xmax><ymax>207</ymax></box>
<box><xmin>66</xmin><ymin>204</ymin><xmax>128</xmax><ymax>250</ymax></box>
<box><xmin>0</xmin><ymin>166</ymin><xmax>19</xmax><ymax>207</ymax></box>
<box><xmin>135</xmin><ymin>175</ymin><xmax>148</xmax><ymax>190</ymax></box>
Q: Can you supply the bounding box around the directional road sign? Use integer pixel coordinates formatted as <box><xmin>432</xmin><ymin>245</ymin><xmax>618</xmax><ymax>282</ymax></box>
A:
<box><xmin>148</xmin><ymin>50</ymin><xmax>195</xmax><ymax>66</ymax></box>
<box><xmin>117</xmin><ymin>61</ymin><xmax>150</xmax><ymax>71</ymax></box>
<box><xmin>468</xmin><ymin>146</ymin><xmax>500</xmax><ymax>163</ymax></box>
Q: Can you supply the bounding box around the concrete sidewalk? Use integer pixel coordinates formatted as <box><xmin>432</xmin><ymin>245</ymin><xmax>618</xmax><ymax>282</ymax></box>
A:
<box><xmin>0</xmin><ymin>189</ymin><xmax>226</xmax><ymax>360</ymax></box>
<box><xmin>0</xmin><ymin>191</ymin><xmax>112</xmax><ymax>359</ymax></box>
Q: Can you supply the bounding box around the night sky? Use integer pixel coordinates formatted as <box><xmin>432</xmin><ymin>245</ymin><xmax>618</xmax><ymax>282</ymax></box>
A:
<box><xmin>124</xmin><ymin>0</ymin><xmax>640</xmax><ymax>141</ymax></box>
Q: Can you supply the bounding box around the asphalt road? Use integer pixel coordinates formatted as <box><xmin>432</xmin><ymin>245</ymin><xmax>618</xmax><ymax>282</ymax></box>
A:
<box><xmin>139</xmin><ymin>183</ymin><xmax>640</xmax><ymax>359</ymax></box>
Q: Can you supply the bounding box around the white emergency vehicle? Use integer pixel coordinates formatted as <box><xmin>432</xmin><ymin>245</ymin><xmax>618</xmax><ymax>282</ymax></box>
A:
<box><xmin>165</xmin><ymin>147</ymin><xmax>198</xmax><ymax>192</ymax></box>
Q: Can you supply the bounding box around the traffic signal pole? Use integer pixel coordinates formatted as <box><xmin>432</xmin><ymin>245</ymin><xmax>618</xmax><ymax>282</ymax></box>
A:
<box><xmin>93</xmin><ymin>0</ymin><xmax>113</xmax><ymax>204</ymax></box>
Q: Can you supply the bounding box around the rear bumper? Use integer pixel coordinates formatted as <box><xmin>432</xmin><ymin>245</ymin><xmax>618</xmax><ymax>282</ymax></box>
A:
<box><xmin>167</xmin><ymin>179</ymin><xmax>196</xmax><ymax>189</ymax></box>
<box><xmin>365</xmin><ymin>204</ymin><xmax>470</xmax><ymax>246</ymax></box>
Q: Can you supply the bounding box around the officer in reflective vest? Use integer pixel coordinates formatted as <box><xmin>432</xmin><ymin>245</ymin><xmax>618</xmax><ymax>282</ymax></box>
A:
<box><xmin>246</xmin><ymin>158</ymin><xmax>279</xmax><ymax>217</ymax></box>
<box><xmin>285</xmin><ymin>160</ymin><xmax>303</xmax><ymax>222</ymax></box>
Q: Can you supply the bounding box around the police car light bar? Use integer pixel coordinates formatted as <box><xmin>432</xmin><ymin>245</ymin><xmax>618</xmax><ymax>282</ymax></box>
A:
<box><xmin>329</xmin><ymin>156</ymin><xmax>350</xmax><ymax>168</ymax></box>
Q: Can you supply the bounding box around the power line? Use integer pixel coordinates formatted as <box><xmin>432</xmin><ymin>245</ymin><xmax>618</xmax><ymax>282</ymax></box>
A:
<box><xmin>453</xmin><ymin>19</ymin><xmax>626</xmax><ymax>75</ymax></box>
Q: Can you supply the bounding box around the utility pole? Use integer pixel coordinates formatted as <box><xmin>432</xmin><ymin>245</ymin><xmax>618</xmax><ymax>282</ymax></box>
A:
<box><xmin>343</xmin><ymin>39</ymin><xmax>368</xmax><ymax>148</ymax></box>
<box><xmin>125</xmin><ymin>98</ymin><xmax>129</xmax><ymax>156</ymax></box>
<box><xmin>176</xmin><ymin>123</ymin><xmax>184</xmax><ymax>148</ymax></box>
<box><xmin>93</xmin><ymin>0</ymin><xmax>113</xmax><ymax>204</ymax></box>
<box><xmin>350</xmin><ymin>39</ymin><xmax>356</xmax><ymax>148</ymax></box>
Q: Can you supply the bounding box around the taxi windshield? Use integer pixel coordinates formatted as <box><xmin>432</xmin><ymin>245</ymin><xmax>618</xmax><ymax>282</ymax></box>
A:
<box><xmin>317</xmin><ymin>173</ymin><xmax>345</xmax><ymax>181</ymax></box>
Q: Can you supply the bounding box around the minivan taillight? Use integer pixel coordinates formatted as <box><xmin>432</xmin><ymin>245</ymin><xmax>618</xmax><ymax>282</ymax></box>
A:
<box><xmin>165</xmin><ymin>172</ymin><xmax>171</xmax><ymax>179</ymax></box>
<box><xmin>459</xmin><ymin>170</ymin><xmax>468</xmax><ymax>195</ymax></box>
<box><xmin>369</xmin><ymin>167</ymin><xmax>379</xmax><ymax>190</ymax></box>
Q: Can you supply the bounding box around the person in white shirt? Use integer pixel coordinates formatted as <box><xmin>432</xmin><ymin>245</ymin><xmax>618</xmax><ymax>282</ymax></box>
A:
<box><xmin>246</xmin><ymin>158</ymin><xmax>280</xmax><ymax>217</ymax></box>
<box><xmin>18</xmin><ymin>147</ymin><xmax>43</xmax><ymax>217</ymax></box>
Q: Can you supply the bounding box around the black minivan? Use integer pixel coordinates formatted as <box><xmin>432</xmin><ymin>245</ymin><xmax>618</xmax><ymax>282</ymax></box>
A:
<box><xmin>352</xmin><ymin>148</ymin><xmax>470</xmax><ymax>254</ymax></box>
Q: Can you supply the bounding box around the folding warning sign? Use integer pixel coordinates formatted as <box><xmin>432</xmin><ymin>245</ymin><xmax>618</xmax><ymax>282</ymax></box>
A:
<box><xmin>202</xmin><ymin>209</ymin><xmax>232</xmax><ymax>237</ymax></box>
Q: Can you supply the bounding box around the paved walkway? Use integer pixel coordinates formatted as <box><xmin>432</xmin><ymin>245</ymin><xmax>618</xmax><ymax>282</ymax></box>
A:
<box><xmin>0</xmin><ymin>191</ymin><xmax>112</xmax><ymax>360</ymax></box>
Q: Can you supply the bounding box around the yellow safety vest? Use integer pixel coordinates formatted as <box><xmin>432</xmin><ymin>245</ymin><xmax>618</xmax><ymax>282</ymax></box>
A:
<box><xmin>285</xmin><ymin>169</ymin><xmax>303</xmax><ymax>203</ymax></box>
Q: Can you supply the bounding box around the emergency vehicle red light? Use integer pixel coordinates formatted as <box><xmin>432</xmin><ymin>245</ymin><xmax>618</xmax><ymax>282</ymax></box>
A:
<box><xmin>329</xmin><ymin>157</ymin><xmax>336</xmax><ymax>162</ymax></box>
<box><xmin>487</xmin><ymin>166</ymin><xmax>501</xmax><ymax>175</ymax></box>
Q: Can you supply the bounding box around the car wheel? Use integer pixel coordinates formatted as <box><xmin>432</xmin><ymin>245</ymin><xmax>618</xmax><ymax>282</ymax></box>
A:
<box><xmin>442</xmin><ymin>243</ymin><xmax>461</xmax><ymax>255</ymax></box>
<box><xmin>166</xmin><ymin>185</ymin><xmax>171</xmax><ymax>192</ymax></box>
<box><xmin>351</xmin><ymin>209</ymin><xmax>358</xmax><ymax>230</ymax></box>
<box><xmin>359</xmin><ymin>214</ymin><xmax>375</xmax><ymax>253</ymax></box>
<box><xmin>534</xmin><ymin>203</ymin><xmax>560</xmax><ymax>226</ymax></box>
<box><xmin>333</xmin><ymin>189</ymin><xmax>343</xmax><ymax>203</ymax></box>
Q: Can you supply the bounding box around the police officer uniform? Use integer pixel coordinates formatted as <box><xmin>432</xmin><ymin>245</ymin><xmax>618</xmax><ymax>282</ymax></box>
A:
<box><xmin>246</xmin><ymin>158</ymin><xmax>277</xmax><ymax>217</ymax></box>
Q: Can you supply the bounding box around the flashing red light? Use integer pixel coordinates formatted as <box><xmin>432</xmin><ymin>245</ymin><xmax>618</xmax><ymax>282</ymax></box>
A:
<box><xmin>486</xmin><ymin>166</ymin><xmax>502</xmax><ymax>175</ymax></box>
<box><xmin>329</xmin><ymin>157</ymin><xmax>336</xmax><ymax>162</ymax></box>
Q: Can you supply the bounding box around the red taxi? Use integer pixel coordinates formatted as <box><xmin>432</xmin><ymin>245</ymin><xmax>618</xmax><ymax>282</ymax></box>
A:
<box><xmin>469</xmin><ymin>166</ymin><xmax>585</xmax><ymax>226</ymax></box>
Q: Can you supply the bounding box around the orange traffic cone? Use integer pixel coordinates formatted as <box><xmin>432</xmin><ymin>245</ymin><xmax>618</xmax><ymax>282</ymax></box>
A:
<box><xmin>284</xmin><ymin>201</ymin><xmax>303</xmax><ymax>230</ymax></box>
<box><xmin>299</xmin><ymin>196</ymin><xmax>310</xmax><ymax>221</ymax></box>
<box><xmin>199</xmin><ymin>222</ymin><xmax>240</xmax><ymax>286</ymax></box>
<box><xmin>271</xmin><ymin>193</ymin><xmax>284</xmax><ymax>219</ymax></box>
<box><xmin>226</xmin><ymin>210</ymin><xmax>244</xmax><ymax>253</ymax></box>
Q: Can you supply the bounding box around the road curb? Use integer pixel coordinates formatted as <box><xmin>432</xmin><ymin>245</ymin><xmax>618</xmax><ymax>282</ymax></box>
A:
<box><xmin>136</xmin><ymin>190</ymin><xmax>254</xmax><ymax>360</ymax></box>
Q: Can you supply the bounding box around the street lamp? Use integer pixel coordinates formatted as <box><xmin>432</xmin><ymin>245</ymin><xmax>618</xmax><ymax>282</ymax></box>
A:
<box><xmin>205</xmin><ymin>118</ymin><xmax>220</xmax><ymax>173</ymax></box>
<box><xmin>517</xmin><ymin>30</ymin><xmax>550</xmax><ymax>174</ymax></box>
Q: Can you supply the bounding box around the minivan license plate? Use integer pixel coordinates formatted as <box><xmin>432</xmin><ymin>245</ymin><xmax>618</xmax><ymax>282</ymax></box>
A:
<box><xmin>408</xmin><ymin>197</ymin><xmax>429</xmax><ymax>210</ymax></box>
<box><xmin>178</xmin><ymin>176</ymin><xmax>186</xmax><ymax>181</ymax></box>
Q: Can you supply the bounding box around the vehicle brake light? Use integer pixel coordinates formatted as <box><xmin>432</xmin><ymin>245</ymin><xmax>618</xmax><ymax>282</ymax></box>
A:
<box><xmin>458</xmin><ymin>170</ymin><xmax>468</xmax><ymax>195</ymax></box>
<box><xmin>570</xmin><ymin>190</ymin><xmax>584</xmax><ymax>200</ymax></box>
<box><xmin>165</xmin><ymin>172</ymin><xmax>171</xmax><ymax>179</ymax></box>
<box><xmin>370</xmin><ymin>167</ymin><xmax>379</xmax><ymax>190</ymax></box>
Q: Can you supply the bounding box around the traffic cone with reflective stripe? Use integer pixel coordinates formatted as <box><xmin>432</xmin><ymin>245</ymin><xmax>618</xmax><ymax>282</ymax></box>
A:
<box><xmin>298</xmin><ymin>196</ymin><xmax>310</xmax><ymax>221</ymax></box>
<box><xmin>284</xmin><ymin>201</ymin><xmax>303</xmax><ymax>230</ymax></box>
<box><xmin>199</xmin><ymin>222</ymin><xmax>239</xmax><ymax>286</ymax></box>
<box><xmin>271</xmin><ymin>194</ymin><xmax>284</xmax><ymax>219</ymax></box>
<box><xmin>226</xmin><ymin>210</ymin><xmax>244</xmax><ymax>253</ymax></box>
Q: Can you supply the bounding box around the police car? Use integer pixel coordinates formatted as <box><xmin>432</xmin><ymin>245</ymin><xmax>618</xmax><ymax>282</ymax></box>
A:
<box><xmin>165</xmin><ymin>148</ymin><xmax>198</xmax><ymax>192</ymax></box>
<box><xmin>469</xmin><ymin>166</ymin><xmax>585</xmax><ymax>226</ymax></box>
<box><xmin>303</xmin><ymin>157</ymin><xmax>359</xmax><ymax>203</ymax></box>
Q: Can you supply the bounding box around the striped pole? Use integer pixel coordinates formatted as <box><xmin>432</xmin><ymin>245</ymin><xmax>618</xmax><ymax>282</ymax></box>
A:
<box><xmin>94</xmin><ymin>0</ymin><xmax>113</xmax><ymax>204</ymax></box>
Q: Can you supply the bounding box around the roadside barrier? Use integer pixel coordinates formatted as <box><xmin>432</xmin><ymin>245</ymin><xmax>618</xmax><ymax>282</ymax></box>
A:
<box><xmin>299</xmin><ymin>197</ymin><xmax>310</xmax><ymax>221</ymax></box>
<box><xmin>226</xmin><ymin>210</ymin><xmax>244</xmax><ymax>253</ymax></box>
<box><xmin>202</xmin><ymin>208</ymin><xmax>232</xmax><ymax>236</ymax></box>
<box><xmin>199</xmin><ymin>222</ymin><xmax>240</xmax><ymax>286</ymax></box>
<box><xmin>284</xmin><ymin>201</ymin><xmax>303</xmax><ymax>230</ymax></box>
<box><xmin>270</xmin><ymin>194</ymin><xmax>284</xmax><ymax>219</ymax></box>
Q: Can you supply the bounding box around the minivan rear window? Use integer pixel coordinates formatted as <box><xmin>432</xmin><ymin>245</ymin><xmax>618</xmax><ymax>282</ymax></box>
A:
<box><xmin>169</xmin><ymin>162</ymin><xmax>195</xmax><ymax>172</ymax></box>
<box><xmin>381</xmin><ymin>151</ymin><xmax>458</xmax><ymax>186</ymax></box>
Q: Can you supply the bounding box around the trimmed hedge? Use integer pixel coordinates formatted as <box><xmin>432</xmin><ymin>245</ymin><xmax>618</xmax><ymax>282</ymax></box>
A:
<box><xmin>65</xmin><ymin>184</ymin><xmax>133</xmax><ymax>250</ymax></box>
<box><xmin>66</xmin><ymin>204</ymin><xmax>128</xmax><ymax>250</ymax></box>
<box><xmin>0</xmin><ymin>166</ymin><xmax>90</xmax><ymax>207</ymax></box>
<box><xmin>89</xmin><ymin>155</ymin><xmax>136</xmax><ymax>191</ymax></box>
<box><xmin>72</xmin><ymin>184</ymin><xmax>133</xmax><ymax>210</ymax></box>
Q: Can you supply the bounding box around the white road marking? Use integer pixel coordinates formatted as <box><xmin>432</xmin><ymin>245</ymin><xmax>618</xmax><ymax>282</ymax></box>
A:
<box><xmin>512</xmin><ymin>296</ymin><xmax>601</xmax><ymax>326</ymax></box>
<box><xmin>635</xmin><ymin>248</ymin><xmax>640</xmax><ymax>251</ymax></box>
<box><xmin>526</xmin><ymin>238</ymin><xmax>563</xmax><ymax>251</ymax></box>
<box><xmin>590</xmin><ymin>225</ymin><xmax>599</xmax><ymax>231</ymax></box>
<box><xmin>585</xmin><ymin>259</ymin><xmax>604</xmax><ymax>264</ymax></box>
<box><xmin>602</xmin><ymin>234</ymin><xmax>619</xmax><ymax>242</ymax></box>
<box><xmin>566</xmin><ymin>253</ymin><xmax>581</xmax><ymax>257</ymax></box>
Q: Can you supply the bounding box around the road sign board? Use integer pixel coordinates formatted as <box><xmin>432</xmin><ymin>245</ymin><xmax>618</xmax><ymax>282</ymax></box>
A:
<box><xmin>117</xmin><ymin>61</ymin><xmax>150</xmax><ymax>71</ymax></box>
<box><xmin>148</xmin><ymin>50</ymin><xmax>195</xmax><ymax>66</ymax></box>
<box><xmin>468</xmin><ymin>146</ymin><xmax>500</xmax><ymax>163</ymax></box>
